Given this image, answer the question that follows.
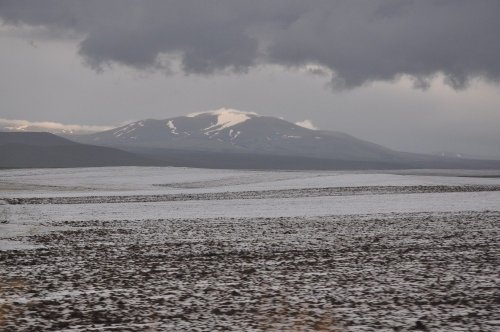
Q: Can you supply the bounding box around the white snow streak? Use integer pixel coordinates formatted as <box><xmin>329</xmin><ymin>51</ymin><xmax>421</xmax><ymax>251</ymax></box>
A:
<box><xmin>166</xmin><ymin>120</ymin><xmax>179</xmax><ymax>135</ymax></box>
<box><xmin>295</xmin><ymin>119</ymin><xmax>318</xmax><ymax>130</ymax></box>
<box><xmin>188</xmin><ymin>108</ymin><xmax>258</xmax><ymax>133</ymax></box>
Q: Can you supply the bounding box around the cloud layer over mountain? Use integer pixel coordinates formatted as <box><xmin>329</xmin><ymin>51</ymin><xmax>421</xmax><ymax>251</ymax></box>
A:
<box><xmin>1</xmin><ymin>0</ymin><xmax>499</xmax><ymax>89</ymax></box>
<box><xmin>0</xmin><ymin>118</ymin><xmax>113</xmax><ymax>134</ymax></box>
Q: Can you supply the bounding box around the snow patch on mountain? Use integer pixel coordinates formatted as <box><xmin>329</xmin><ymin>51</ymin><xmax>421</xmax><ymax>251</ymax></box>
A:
<box><xmin>166</xmin><ymin>120</ymin><xmax>178</xmax><ymax>135</ymax></box>
<box><xmin>296</xmin><ymin>119</ymin><xmax>318</xmax><ymax>130</ymax></box>
<box><xmin>229</xmin><ymin>129</ymin><xmax>241</xmax><ymax>140</ymax></box>
<box><xmin>188</xmin><ymin>108</ymin><xmax>259</xmax><ymax>133</ymax></box>
<box><xmin>113</xmin><ymin>124</ymin><xmax>138</xmax><ymax>137</ymax></box>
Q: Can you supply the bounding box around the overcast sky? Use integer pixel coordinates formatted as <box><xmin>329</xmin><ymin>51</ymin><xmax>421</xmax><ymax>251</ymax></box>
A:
<box><xmin>1</xmin><ymin>0</ymin><xmax>500</xmax><ymax>158</ymax></box>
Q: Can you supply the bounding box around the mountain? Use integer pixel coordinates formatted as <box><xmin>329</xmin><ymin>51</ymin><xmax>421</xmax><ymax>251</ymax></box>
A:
<box><xmin>0</xmin><ymin>132</ymin><xmax>156</xmax><ymax>168</ymax></box>
<box><xmin>67</xmin><ymin>108</ymin><xmax>500</xmax><ymax>170</ymax></box>
<box><xmin>5</xmin><ymin>110</ymin><xmax>499</xmax><ymax>170</ymax></box>
<box><xmin>74</xmin><ymin>109</ymin><xmax>405</xmax><ymax>162</ymax></box>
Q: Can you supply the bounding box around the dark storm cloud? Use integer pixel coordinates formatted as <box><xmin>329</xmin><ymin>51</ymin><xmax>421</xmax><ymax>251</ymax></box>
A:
<box><xmin>1</xmin><ymin>0</ymin><xmax>499</xmax><ymax>89</ymax></box>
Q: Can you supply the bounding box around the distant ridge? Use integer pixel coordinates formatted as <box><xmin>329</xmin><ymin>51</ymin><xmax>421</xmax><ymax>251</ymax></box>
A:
<box><xmin>0</xmin><ymin>132</ymin><xmax>155</xmax><ymax>168</ymax></box>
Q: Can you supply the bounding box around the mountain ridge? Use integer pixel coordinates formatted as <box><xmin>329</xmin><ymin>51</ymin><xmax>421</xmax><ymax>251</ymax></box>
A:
<box><xmin>0</xmin><ymin>132</ymin><xmax>157</xmax><ymax>168</ymax></box>
<box><xmin>73</xmin><ymin>108</ymin><xmax>405</xmax><ymax>163</ymax></box>
<box><xmin>67</xmin><ymin>108</ymin><xmax>500</xmax><ymax>170</ymax></box>
<box><xmin>3</xmin><ymin>110</ymin><xmax>500</xmax><ymax>170</ymax></box>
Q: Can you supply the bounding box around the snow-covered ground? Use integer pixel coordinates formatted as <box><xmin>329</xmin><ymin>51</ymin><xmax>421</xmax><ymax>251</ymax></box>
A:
<box><xmin>1</xmin><ymin>167</ymin><xmax>500</xmax><ymax>231</ymax></box>
<box><xmin>1</xmin><ymin>167</ymin><xmax>499</xmax><ymax>330</ymax></box>
<box><xmin>2</xmin><ymin>166</ymin><xmax>500</xmax><ymax>196</ymax></box>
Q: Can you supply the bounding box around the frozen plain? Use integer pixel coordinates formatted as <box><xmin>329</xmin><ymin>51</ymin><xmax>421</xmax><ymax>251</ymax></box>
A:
<box><xmin>1</xmin><ymin>167</ymin><xmax>500</xmax><ymax>331</ymax></box>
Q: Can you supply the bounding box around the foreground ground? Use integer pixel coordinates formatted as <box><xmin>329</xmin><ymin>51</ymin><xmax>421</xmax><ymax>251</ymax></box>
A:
<box><xmin>1</xmin><ymin>167</ymin><xmax>499</xmax><ymax>331</ymax></box>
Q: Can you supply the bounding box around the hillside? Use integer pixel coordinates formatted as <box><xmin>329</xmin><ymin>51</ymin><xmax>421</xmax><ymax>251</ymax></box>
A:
<box><xmin>0</xmin><ymin>132</ymin><xmax>156</xmax><ymax>168</ymax></box>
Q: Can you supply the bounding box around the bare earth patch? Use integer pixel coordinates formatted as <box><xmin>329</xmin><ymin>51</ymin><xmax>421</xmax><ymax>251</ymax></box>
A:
<box><xmin>5</xmin><ymin>184</ymin><xmax>500</xmax><ymax>205</ymax></box>
<box><xmin>1</xmin><ymin>211</ymin><xmax>499</xmax><ymax>331</ymax></box>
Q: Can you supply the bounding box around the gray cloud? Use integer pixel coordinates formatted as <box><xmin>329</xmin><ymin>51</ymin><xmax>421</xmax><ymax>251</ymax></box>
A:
<box><xmin>1</xmin><ymin>0</ymin><xmax>499</xmax><ymax>89</ymax></box>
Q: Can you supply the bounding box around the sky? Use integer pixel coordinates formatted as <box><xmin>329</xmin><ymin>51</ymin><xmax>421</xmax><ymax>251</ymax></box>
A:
<box><xmin>1</xmin><ymin>0</ymin><xmax>500</xmax><ymax>158</ymax></box>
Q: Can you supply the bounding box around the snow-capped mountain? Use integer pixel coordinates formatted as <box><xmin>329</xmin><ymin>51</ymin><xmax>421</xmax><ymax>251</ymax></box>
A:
<box><xmin>74</xmin><ymin>108</ymin><xmax>401</xmax><ymax>162</ymax></box>
<box><xmin>4</xmin><ymin>109</ymin><xmax>500</xmax><ymax>169</ymax></box>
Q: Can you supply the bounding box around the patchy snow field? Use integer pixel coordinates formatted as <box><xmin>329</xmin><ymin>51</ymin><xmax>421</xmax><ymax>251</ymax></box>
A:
<box><xmin>1</xmin><ymin>167</ymin><xmax>499</xmax><ymax>331</ymax></box>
